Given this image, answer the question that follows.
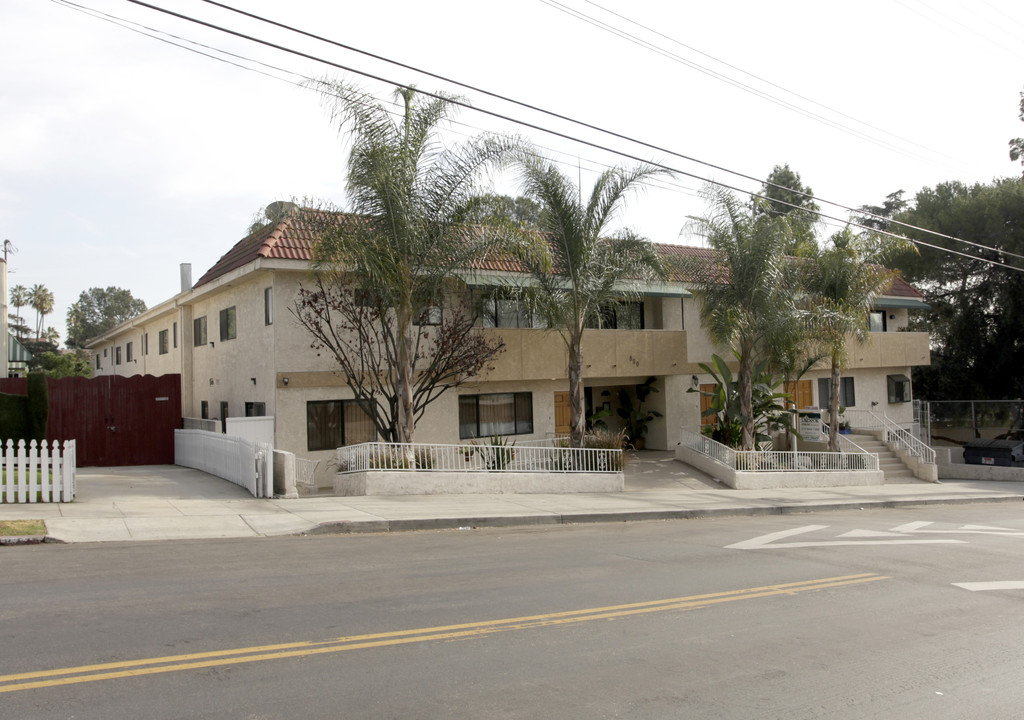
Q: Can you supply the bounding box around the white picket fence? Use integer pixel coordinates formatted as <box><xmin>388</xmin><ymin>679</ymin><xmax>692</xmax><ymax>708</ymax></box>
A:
<box><xmin>174</xmin><ymin>429</ymin><xmax>274</xmax><ymax>498</ymax></box>
<box><xmin>1</xmin><ymin>439</ymin><xmax>77</xmax><ymax>503</ymax></box>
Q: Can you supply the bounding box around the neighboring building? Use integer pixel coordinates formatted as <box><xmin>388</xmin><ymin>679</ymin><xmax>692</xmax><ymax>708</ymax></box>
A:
<box><xmin>88</xmin><ymin>210</ymin><xmax>931</xmax><ymax>485</ymax></box>
<box><xmin>7</xmin><ymin>334</ymin><xmax>33</xmax><ymax>377</ymax></box>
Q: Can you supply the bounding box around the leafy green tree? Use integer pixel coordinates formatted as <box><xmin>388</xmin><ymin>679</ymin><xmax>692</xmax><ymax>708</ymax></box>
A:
<box><xmin>853</xmin><ymin>190</ymin><xmax>907</xmax><ymax>233</ymax></box>
<box><xmin>36</xmin><ymin>351</ymin><xmax>92</xmax><ymax>378</ymax></box>
<box><xmin>1010</xmin><ymin>88</ymin><xmax>1024</xmax><ymax>176</ymax></box>
<box><xmin>758</xmin><ymin>164</ymin><xmax>820</xmax><ymax>255</ymax></box>
<box><xmin>802</xmin><ymin>227</ymin><xmax>909</xmax><ymax>450</ymax></box>
<box><xmin>686</xmin><ymin>185</ymin><xmax>797</xmax><ymax>450</ymax></box>
<box><xmin>296</xmin><ymin>82</ymin><xmax>516</xmax><ymax>446</ymax></box>
<box><xmin>65</xmin><ymin>287</ymin><xmax>148</xmax><ymax>349</ymax></box>
<box><xmin>507</xmin><ymin>154</ymin><xmax>667</xmax><ymax>447</ymax></box>
<box><xmin>889</xmin><ymin>178</ymin><xmax>1024</xmax><ymax>400</ymax></box>
<box><xmin>29</xmin><ymin>284</ymin><xmax>53</xmax><ymax>339</ymax></box>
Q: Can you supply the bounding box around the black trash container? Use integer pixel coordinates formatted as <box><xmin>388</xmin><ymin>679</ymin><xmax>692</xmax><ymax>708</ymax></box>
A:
<box><xmin>963</xmin><ymin>439</ymin><xmax>1024</xmax><ymax>468</ymax></box>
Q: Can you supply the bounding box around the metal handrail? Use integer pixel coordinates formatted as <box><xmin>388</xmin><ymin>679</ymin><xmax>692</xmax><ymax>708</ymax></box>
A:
<box><xmin>867</xmin><ymin>411</ymin><xmax>936</xmax><ymax>465</ymax></box>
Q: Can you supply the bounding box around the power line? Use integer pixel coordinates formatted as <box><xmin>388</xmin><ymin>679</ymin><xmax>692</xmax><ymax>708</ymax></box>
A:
<box><xmin>542</xmin><ymin>0</ymin><xmax>953</xmax><ymax>169</ymax></box>
<box><xmin>576</xmin><ymin>0</ymin><xmax>966</xmax><ymax>166</ymax></box>
<box><xmin>60</xmin><ymin>0</ymin><xmax>1024</xmax><ymax>271</ymax></box>
<box><xmin>183</xmin><ymin>0</ymin><xmax>1024</xmax><ymax>263</ymax></box>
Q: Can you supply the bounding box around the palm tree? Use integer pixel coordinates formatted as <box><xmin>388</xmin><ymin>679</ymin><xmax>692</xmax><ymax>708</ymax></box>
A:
<box><xmin>685</xmin><ymin>185</ymin><xmax>797</xmax><ymax>451</ymax></box>
<box><xmin>801</xmin><ymin>226</ymin><xmax>911</xmax><ymax>450</ymax></box>
<box><xmin>306</xmin><ymin>81</ymin><xmax>518</xmax><ymax>445</ymax></box>
<box><xmin>29</xmin><ymin>284</ymin><xmax>54</xmax><ymax>339</ymax></box>
<box><xmin>9</xmin><ymin>284</ymin><xmax>29</xmax><ymax>338</ymax></box>
<box><xmin>509</xmin><ymin>155</ymin><xmax>668</xmax><ymax>448</ymax></box>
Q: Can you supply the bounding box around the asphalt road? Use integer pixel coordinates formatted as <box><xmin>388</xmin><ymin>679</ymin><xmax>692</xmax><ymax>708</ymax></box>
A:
<box><xmin>4</xmin><ymin>504</ymin><xmax>1024</xmax><ymax>719</ymax></box>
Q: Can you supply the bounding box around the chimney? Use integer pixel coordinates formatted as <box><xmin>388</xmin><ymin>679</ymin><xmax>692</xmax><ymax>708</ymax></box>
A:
<box><xmin>180</xmin><ymin>263</ymin><xmax>192</xmax><ymax>294</ymax></box>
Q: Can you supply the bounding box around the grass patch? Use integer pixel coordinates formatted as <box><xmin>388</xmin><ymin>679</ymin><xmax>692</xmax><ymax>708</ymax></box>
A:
<box><xmin>0</xmin><ymin>519</ymin><xmax>46</xmax><ymax>536</ymax></box>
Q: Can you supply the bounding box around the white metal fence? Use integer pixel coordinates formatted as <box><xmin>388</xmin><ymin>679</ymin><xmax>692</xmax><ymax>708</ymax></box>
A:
<box><xmin>1</xmin><ymin>439</ymin><xmax>76</xmax><ymax>503</ymax></box>
<box><xmin>679</xmin><ymin>427</ymin><xmax>879</xmax><ymax>472</ymax></box>
<box><xmin>174</xmin><ymin>429</ymin><xmax>274</xmax><ymax>497</ymax></box>
<box><xmin>337</xmin><ymin>440</ymin><xmax>623</xmax><ymax>474</ymax></box>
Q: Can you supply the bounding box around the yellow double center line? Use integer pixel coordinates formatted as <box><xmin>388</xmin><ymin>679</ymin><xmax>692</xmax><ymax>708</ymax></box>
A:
<box><xmin>0</xmin><ymin>572</ymin><xmax>885</xmax><ymax>694</ymax></box>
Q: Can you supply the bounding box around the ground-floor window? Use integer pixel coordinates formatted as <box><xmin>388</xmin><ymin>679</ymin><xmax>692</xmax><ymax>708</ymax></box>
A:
<box><xmin>887</xmin><ymin>374</ymin><xmax>911</xmax><ymax>403</ymax></box>
<box><xmin>818</xmin><ymin>377</ymin><xmax>856</xmax><ymax>409</ymax></box>
<box><xmin>245</xmin><ymin>401</ymin><xmax>266</xmax><ymax>417</ymax></box>
<box><xmin>458</xmin><ymin>392</ymin><xmax>533</xmax><ymax>439</ymax></box>
<box><xmin>306</xmin><ymin>400</ymin><xmax>375</xmax><ymax>451</ymax></box>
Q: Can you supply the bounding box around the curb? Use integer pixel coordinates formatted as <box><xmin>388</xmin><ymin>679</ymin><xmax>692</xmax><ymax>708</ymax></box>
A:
<box><xmin>0</xmin><ymin>535</ymin><xmax>47</xmax><ymax>546</ymax></box>
<box><xmin>304</xmin><ymin>494</ymin><xmax>1024</xmax><ymax>535</ymax></box>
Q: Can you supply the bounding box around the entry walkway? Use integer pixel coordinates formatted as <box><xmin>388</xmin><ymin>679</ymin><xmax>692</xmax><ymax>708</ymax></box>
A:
<box><xmin>2</xmin><ymin>455</ymin><xmax>1022</xmax><ymax>543</ymax></box>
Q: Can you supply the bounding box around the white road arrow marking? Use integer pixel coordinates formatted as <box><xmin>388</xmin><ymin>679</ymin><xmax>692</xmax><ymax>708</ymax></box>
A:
<box><xmin>890</xmin><ymin>521</ymin><xmax>934</xmax><ymax>533</ymax></box>
<box><xmin>953</xmin><ymin>581</ymin><xmax>1024</xmax><ymax>591</ymax></box>
<box><xmin>838</xmin><ymin>529</ymin><xmax>909</xmax><ymax>538</ymax></box>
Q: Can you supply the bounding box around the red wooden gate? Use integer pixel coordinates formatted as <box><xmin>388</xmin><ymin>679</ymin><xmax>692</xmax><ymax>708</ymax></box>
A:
<box><xmin>0</xmin><ymin>375</ymin><xmax>181</xmax><ymax>466</ymax></box>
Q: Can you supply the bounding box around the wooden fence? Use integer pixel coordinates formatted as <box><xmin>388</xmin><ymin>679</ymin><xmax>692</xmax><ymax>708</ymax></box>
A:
<box><xmin>1</xmin><ymin>439</ymin><xmax>77</xmax><ymax>503</ymax></box>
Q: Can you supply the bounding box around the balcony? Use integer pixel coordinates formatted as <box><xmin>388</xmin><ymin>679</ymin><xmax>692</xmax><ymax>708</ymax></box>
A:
<box><xmin>479</xmin><ymin>328</ymin><xmax>688</xmax><ymax>382</ymax></box>
<box><xmin>846</xmin><ymin>331</ymin><xmax>930</xmax><ymax>369</ymax></box>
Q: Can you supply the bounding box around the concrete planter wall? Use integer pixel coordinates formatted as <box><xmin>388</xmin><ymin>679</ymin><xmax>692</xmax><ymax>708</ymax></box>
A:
<box><xmin>334</xmin><ymin>470</ymin><xmax>624</xmax><ymax>496</ymax></box>
<box><xmin>675</xmin><ymin>445</ymin><xmax>884</xmax><ymax>490</ymax></box>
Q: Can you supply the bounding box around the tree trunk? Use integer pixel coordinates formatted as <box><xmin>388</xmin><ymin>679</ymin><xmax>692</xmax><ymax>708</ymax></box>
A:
<box><xmin>828</xmin><ymin>354</ymin><xmax>840</xmax><ymax>452</ymax></box>
<box><xmin>568</xmin><ymin>336</ymin><xmax>586</xmax><ymax>449</ymax></box>
<box><xmin>739</xmin><ymin>344</ymin><xmax>755</xmax><ymax>451</ymax></box>
<box><xmin>396</xmin><ymin>304</ymin><xmax>416</xmax><ymax>465</ymax></box>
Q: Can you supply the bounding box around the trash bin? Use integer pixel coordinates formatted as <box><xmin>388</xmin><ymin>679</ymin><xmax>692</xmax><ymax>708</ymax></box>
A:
<box><xmin>963</xmin><ymin>439</ymin><xmax>1024</xmax><ymax>468</ymax></box>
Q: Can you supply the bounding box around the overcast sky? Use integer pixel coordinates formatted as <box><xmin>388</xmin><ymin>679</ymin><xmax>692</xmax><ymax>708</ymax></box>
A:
<box><xmin>3</xmin><ymin>0</ymin><xmax>1023</xmax><ymax>345</ymax></box>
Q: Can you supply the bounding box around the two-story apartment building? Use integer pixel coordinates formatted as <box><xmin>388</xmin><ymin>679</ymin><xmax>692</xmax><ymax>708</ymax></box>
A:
<box><xmin>89</xmin><ymin>210</ymin><xmax>931</xmax><ymax>486</ymax></box>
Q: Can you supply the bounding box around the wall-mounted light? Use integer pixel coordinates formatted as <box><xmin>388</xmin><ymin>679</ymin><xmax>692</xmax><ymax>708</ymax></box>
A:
<box><xmin>691</xmin><ymin>375</ymin><xmax>699</xmax><ymax>388</ymax></box>
<box><xmin>282</xmin><ymin>377</ymin><xmax>289</xmax><ymax>386</ymax></box>
<box><xmin>209</xmin><ymin>378</ymin><xmax>214</xmax><ymax>386</ymax></box>
<box><xmin>209</xmin><ymin>341</ymin><xmax>215</xmax><ymax>348</ymax></box>
<box><xmin>889</xmin><ymin>314</ymin><xmax>896</xmax><ymax>320</ymax></box>
<box><xmin>250</xmin><ymin>377</ymin><xmax>257</xmax><ymax>386</ymax></box>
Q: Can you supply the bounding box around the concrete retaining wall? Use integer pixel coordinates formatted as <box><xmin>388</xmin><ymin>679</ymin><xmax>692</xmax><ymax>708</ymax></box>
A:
<box><xmin>675</xmin><ymin>446</ymin><xmax>884</xmax><ymax>490</ymax></box>
<box><xmin>334</xmin><ymin>470</ymin><xmax>624</xmax><ymax>496</ymax></box>
<box><xmin>935</xmin><ymin>447</ymin><xmax>1024</xmax><ymax>481</ymax></box>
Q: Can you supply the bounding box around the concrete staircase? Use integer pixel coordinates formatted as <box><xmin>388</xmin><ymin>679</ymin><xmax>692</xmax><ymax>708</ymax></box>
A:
<box><xmin>846</xmin><ymin>432</ymin><xmax>925</xmax><ymax>483</ymax></box>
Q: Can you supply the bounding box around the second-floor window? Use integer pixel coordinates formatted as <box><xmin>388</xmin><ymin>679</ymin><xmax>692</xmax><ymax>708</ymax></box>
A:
<box><xmin>194</xmin><ymin>316</ymin><xmax>208</xmax><ymax>346</ymax></box>
<box><xmin>115</xmin><ymin>346</ymin><xmax>122</xmax><ymax>365</ymax></box>
<box><xmin>586</xmin><ymin>301</ymin><xmax>644</xmax><ymax>330</ymax></box>
<box><xmin>159</xmin><ymin>329</ymin><xmax>169</xmax><ymax>355</ymax></box>
<box><xmin>220</xmin><ymin>306</ymin><xmax>237</xmax><ymax>341</ymax></box>
<box><xmin>126</xmin><ymin>342</ymin><xmax>134</xmax><ymax>362</ymax></box>
<box><xmin>869</xmin><ymin>311</ymin><xmax>887</xmax><ymax>333</ymax></box>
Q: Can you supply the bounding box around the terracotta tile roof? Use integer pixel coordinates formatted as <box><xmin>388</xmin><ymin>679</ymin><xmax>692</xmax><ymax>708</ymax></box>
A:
<box><xmin>192</xmin><ymin>208</ymin><xmax>923</xmax><ymax>298</ymax></box>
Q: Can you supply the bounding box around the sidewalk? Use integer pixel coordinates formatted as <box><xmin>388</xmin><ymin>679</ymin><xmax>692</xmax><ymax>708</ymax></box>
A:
<box><xmin>2</xmin><ymin>453</ymin><xmax>1023</xmax><ymax>543</ymax></box>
